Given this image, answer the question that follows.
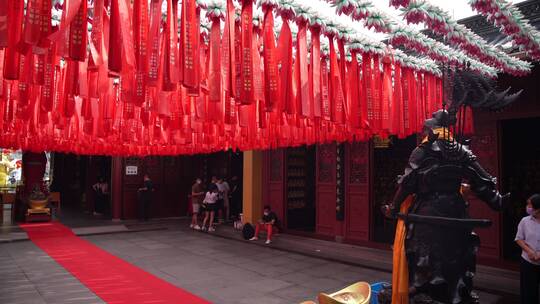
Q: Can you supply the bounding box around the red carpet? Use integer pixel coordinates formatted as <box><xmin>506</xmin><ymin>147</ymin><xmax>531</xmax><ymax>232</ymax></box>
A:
<box><xmin>20</xmin><ymin>222</ymin><xmax>210</xmax><ymax>304</ymax></box>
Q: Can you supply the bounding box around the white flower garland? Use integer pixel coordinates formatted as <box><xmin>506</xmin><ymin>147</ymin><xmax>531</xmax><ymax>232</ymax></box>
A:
<box><xmin>328</xmin><ymin>0</ymin><xmax>498</xmax><ymax>77</ymax></box>
<box><xmin>399</xmin><ymin>0</ymin><xmax>531</xmax><ymax>75</ymax></box>
<box><xmin>469</xmin><ymin>0</ymin><xmax>540</xmax><ymax>60</ymax></box>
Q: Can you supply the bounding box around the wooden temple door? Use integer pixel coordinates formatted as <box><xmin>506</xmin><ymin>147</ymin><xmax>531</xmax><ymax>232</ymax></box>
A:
<box><xmin>264</xmin><ymin>149</ymin><xmax>285</xmax><ymax>225</ymax></box>
<box><xmin>316</xmin><ymin>143</ymin><xmax>337</xmax><ymax>236</ymax></box>
<box><xmin>344</xmin><ymin>141</ymin><xmax>371</xmax><ymax>243</ymax></box>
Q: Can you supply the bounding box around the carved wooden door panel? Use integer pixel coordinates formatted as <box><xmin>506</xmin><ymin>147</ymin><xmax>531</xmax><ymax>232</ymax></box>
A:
<box><xmin>265</xmin><ymin>149</ymin><xmax>285</xmax><ymax>225</ymax></box>
<box><xmin>316</xmin><ymin>143</ymin><xmax>337</xmax><ymax>236</ymax></box>
<box><xmin>345</xmin><ymin>141</ymin><xmax>371</xmax><ymax>242</ymax></box>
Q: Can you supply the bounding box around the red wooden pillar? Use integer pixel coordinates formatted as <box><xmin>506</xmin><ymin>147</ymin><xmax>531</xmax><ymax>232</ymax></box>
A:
<box><xmin>111</xmin><ymin>156</ymin><xmax>123</xmax><ymax>220</ymax></box>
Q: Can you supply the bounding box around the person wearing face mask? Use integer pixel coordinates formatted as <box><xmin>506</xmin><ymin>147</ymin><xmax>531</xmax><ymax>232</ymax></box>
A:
<box><xmin>515</xmin><ymin>193</ymin><xmax>540</xmax><ymax>304</ymax></box>
<box><xmin>249</xmin><ymin>205</ymin><xmax>277</xmax><ymax>244</ymax></box>
<box><xmin>190</xmin><ymin>178</ymin><xmax>204</xmax><ymax>230</ymax></box>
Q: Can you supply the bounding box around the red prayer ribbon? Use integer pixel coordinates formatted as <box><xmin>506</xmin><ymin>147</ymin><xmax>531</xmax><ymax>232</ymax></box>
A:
<box><xmin>262</xmin><ymin>9</ymin><xmax>279</xmax><ymax>111</ymax></box>
<box><xmin>296</xmin><ymin>21</ymin><xmax>310</xmax><ymax>117</ymax></box>
<box><xmin>208</xmin><ymin>17</ymin><xmax>221</xmax><ymax>103</ymax></box>
<box><xmin>240</xmin><ymin>0</ymin><xmax>254</xmax><ymax>105</ymax></box>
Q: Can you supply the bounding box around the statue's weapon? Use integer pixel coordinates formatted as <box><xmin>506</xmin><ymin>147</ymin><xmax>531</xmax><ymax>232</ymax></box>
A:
<box><xmin>396</xmin><ymin>213</ymin><xmax>492</xmax><ymax>229</ymax></box>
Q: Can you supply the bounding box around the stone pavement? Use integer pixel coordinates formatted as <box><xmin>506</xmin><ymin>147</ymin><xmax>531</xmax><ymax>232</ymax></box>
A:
<box><xmin>0</xmin><ymin>241</ymin><xmax>103</xmax><ymax>304</ymax></box>
<box><xmin>0</xmin><ymin>222</ymin><xmax>520</xmax><ymax>304</ymax></box>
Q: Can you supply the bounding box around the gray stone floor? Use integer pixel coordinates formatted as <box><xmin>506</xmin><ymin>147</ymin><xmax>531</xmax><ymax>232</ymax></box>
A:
<box><xmin>0</xmin><ymin>226</ymin><xmax>520</xmax><ymax>303</ymax></box>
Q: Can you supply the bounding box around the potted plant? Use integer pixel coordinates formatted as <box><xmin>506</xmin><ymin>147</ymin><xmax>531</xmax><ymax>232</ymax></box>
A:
<box><xmin>28</xmin><ymin>184</ymin><xmax>48</xmax><ymax>210</ymax></box>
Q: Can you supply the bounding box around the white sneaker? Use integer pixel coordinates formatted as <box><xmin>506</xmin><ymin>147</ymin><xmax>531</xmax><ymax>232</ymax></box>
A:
<box><xmin>249</xmin><ymin>237</ymin><xmax>258</xmax><ymax>241</ymax></box>
<box><xmin>189</xmin><ymin>224</ymin><xmax>194</xmax><ymax>229</ymax></box>
<box><xmin>208</xmin><ymin>227</ymin><xmax>216</xmax><ymax>232</ymax></box>
<box><xmin>265</xmin><ymin>239</ymin><xmax>272</xmax><ymax>244</ymax></box>
<box><xmin>193</xmin><ymin>225</ymin><xmax>201</xmax><ymax>230</ymax></box>
<box><xmin>201</xmin><ymin>226</ymin><xmax>207</xmax><ymax>231</ymax></box>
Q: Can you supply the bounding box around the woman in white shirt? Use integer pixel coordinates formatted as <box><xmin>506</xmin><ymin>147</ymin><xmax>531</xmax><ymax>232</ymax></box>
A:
<box><xmin>201</xmin><ymin>184</ymin><xmax>219</xmax><ymax>232</ymax></box>
<box><xmin>515</xmin><ymin>194</ymin><xmax>540</xmax><ymax>304</ymax></box>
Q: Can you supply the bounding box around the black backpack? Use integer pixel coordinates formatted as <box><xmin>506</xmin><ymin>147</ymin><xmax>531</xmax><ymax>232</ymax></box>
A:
<box><xmin>242</xmin><ymin>223</ymin><xmax>255</xmax><ymax>240</ymax></box>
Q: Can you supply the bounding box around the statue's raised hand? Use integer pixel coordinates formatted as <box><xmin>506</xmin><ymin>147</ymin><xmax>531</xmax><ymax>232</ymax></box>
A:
<box><xmin>381</xmin><ymin>204</ymin><xmax>396</xmax><ymax>219</ymax></box>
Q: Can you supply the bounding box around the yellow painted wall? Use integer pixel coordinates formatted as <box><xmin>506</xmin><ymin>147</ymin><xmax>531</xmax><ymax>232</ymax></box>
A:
<box><xmin>242</xmin><ymin>150</ymin><xmax>263</xmax><ymax>224</ymax></box>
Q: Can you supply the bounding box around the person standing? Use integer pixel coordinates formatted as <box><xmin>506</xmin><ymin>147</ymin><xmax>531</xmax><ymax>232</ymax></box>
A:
<box><xmin>516</xmin><ymin>194</ymin><xmax>540</xmax><ymax>304</ymax></box>
<box><xmin>201</xmin><ymin>184</ymin><xmax>219</xmax><ymax>232</ymax></box>
<box><xmin>190</xmin><ymin>178</ymin><xmax>204</xmax><ymax>230</ymax></box>
<box><xmin>137</xmin><ymin>174</ymin><xmax>154</xmax><ymax>221</ymax></box>
<box><xmin>217</xmin><ymin>177</ymin><xmax>230</xmax><ymax>222</ymax></box>
<box><xmin>92</xmin><ymin>177</ymin><xmax>109</xmax><ymax>216</ymax></box>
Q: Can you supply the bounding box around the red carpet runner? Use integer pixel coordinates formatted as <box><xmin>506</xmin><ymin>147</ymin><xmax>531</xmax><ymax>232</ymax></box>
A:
<box><xmin>20</xmin><ymin>222</ymin><xmax>210</xmax><ymax>304</ymax></box>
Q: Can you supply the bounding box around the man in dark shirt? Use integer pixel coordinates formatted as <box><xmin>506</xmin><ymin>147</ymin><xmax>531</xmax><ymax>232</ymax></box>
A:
<box><xmin>137</xmin><ymin>174</ymin><xmax>154</xmax><ymax>221</ymax></box>
<box><xmin>249</xmin><ymin>205</ymin><xmax>277</xmax><ymax>244</ymax></box>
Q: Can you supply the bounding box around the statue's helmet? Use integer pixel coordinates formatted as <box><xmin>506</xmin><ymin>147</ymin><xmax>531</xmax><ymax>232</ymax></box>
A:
<box><xmin>423</xmin><ymin>109</ymin><xmax>457</xmax><ymax>130</ymax></box>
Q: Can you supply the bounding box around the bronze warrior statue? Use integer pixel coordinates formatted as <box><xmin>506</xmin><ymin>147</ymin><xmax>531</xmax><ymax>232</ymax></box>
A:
<box><xmin>382</xmin><ymin>68</ymin><xmax>519</xmax><ymax>304</ymax></box>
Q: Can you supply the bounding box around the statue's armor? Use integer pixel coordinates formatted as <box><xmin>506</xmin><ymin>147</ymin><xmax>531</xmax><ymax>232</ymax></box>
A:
<box><xmin>391</xmin><ymin>138</ymin><xmax>507</xmax><ymax>304</ymax></box>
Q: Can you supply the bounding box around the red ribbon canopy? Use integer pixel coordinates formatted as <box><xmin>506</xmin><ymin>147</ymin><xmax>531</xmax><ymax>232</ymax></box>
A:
<box><xmin>0</xmin><ymin>1</ymin><xmax>442</xmax><ymax>156</ymax></box>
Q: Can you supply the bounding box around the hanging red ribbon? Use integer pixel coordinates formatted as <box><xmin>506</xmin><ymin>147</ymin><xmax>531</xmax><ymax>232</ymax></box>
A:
<box><xmin>3</xmin><ymin>1</ymin><xmax>24</xmax><ymax>80</ymax></box>
<box><xmin>382</xmin><ymin>57</ymin><xmax>393</xmax><ymax>132</ymax></box>
<box><xmin>407</xmin><ymin>69</ymin><xmax>417</xmax><ymax>134</ymax></box>
<box><xmin>296</xmin><ymin>21</ymin><xmax>310</xmax><ymax>117</ymax></box>
<box><xmin>224</xmin><ymin>0</ymin><xmax>236</xmax><ymax>98</ymax></box>
<box><xmin>133</xmin><ymin>0</ymin><xmax>149</xmax><ymax>105</ymax></box>
<box><xmin>262</xmin><ymin>8</ymin><xmax>279</xmax><ymax>111</ymax></box>
<box><xmin>18</xmin><ymin>52</ymin><xmax>34</xmax><ymax>107</ymax></box>
<box><xmin>361</xmin><ymin>52</ymin><xmax>372</xmax><ymax>130</ymax></box>
<box><xmin>40</xmin><ymin>41</ymin><xmax>56</xmax><ymax>112</ymax></box>
<box><xmin>310</xmin><ymin>27</ymin><xmax>321</xmax><ymax>118</ymax></box>
<box><xmin>393</xmin><ymin>63</ymin><xmax>405</xmax><ymax>138</ymax></box>
<box><xmin>63</xmin><ymin>59</ymin><xmax>79</xmax><ymax>117</ymax></box>
<box><xmin>401</xmin><ymin>67</ymin><xmax>410</xmax><ymax>135</ymax></box>
<box><xmin>278</xmin><ymin>19</ymin><xmax>294</xmax><ymax>115</ymax></box>
<box><xmin>208</xmin><ymin>16</ymin><xmax>221</xmax><ymax>103</ymax></box>
<box><xmin>162</xmin><ymin>0</ymin><xmax>178</xmax><ymax>91</ymax></box>
<box><xmin>24</xmin><ymin>0</ymin><xmax>52</xmax><ymax>46</ymax></box>
<box><xmin>68</xmin><ymin>0</ymin><xmax>87</xmax><ymax>61</ymax></box>
<box><xmin>118</xmin><ymin>0</ymin><xmax>136</xmax><ymax>69</ymax></box>
<box><xmin>240</xmin><ymin>0</ymin><xmax>254</xmax><ymax>105</ymax></box>
<box><xmin>147</xmin><ymin>0</ymin><xmax>161</xmax><ymax>86</ymax></box>
<box><xmin>372</xmin><ymin>54</ymin><xmax>382</xmax><ymax>133</ymax></box>
<box><xmin>337</xmin><ymin>39</ymin><xmax>347</xmax><ymax>104</ymax></box>
<box><xmin>0</xmin><ymin>2</ymin><xmax>8</xmax><ymax>48</ymax></box>
<box><xmin>328</xmin><ymin>35</ymin><xmax>345</xmax><ymax>124</ymax></box>
<box><xmin>349</xmin><ymin>51</ymin><xmax>360</xmax><ymax>129</ymax></box>
<box><xmin>108</xmin><ymin>0</ymin><xmax>122</xmax><ymax>73</ymax></box>
<box><xmin>320</xmin><ymin>56</ymin><xmax>330</xmax><ymax>121</ymax></box>
<box><xmin>253</xmin><ymin>28</ymin><xmax>265</xmax><ymax>128</ymax></box>
<box><xmin>89</xmin><ymin>0</ymin><xmax>104</xmax><ymax>68</ymax></box>
<box><xmin>181</xmin><ymin>0</ymin><xmax>200</xmax><ymax>91</ymax></box>
<box><xmin>436</xmin><ymin>76</ymin><xmax>443</xmax><ymax>110</ymax></box>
